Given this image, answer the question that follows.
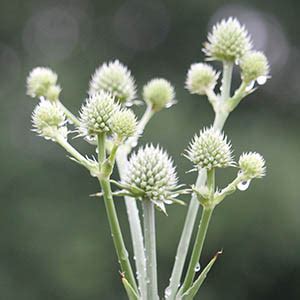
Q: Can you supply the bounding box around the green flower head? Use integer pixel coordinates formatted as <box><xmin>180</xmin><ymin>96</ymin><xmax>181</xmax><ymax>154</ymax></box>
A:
<box><xmin>186</xmin><ymin>127</ymin><xmax>234</xmax><ymax>170</ymax></box>
<box><xmin>204</xmin><ymin>17</ymin><xmax>252</xmax><ymax>62</ymax></box>
<box><xmin>143</xmin><ymin>78</ymin><xmax>175</xmax><ymax>112</ymax></box>
<box><xmin>79</xmin><ymin>91</ymin><xmax>119</xmax><ymax>137</ymax></box>
<box><xmin>89</xmin><ymin>60</ymin><xmax>137</xmax><ymax>104</ymax></box>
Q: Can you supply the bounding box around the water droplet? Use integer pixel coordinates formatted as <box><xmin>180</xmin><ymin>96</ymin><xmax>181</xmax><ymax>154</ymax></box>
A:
<box><xmin>164</xmin><ymin>287</ymin><xmax>171</xmax><ymax>298</ymax></box>
<box><xmin>246</xmin><ymin>80</ymin><xmax>255</xmax><ymax>92</ymax></box>
<box><xmin>257</xmin><ymin>76</ymin><xmax>267</xmax><ymax>85</ymax></box>
<box><xmin>194</xmin><ymin>262</ymin><xmax>201</xmax><ymax>272</ymax></box>
<box><xmin>237</xmin><ymin>180</ymin><xmax>251</xmax><ymax>191</ymax></box>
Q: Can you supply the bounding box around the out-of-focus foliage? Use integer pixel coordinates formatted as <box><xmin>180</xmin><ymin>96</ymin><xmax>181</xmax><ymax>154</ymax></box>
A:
<box><xmin>0</xmin><ymin>0</ymin><xmax>300</xmax><ymax>299</ymax></box>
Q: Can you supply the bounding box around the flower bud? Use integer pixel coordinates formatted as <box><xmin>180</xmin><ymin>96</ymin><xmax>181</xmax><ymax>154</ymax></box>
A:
<box><xmin>185</xmin><ymin>63</ymin><xmax>219</xmax><ymax>95</ymax></box>
<box><xmin>125</xmin><ymin>144</ymin><xmax>178</xmax><ymax>211</ymax></box>
<box><xmin>143</xmin><ymin>78</ymin><xmax>175</xmax><ymax>112</ymax></box>
<box><xmin>79</xmin><ymin>91</ymin><xmax>119</xmax><ymax>137</ymax></box>
<box><xmin>186</xmin><ymin>127</ymin><xmax>234</xmax><ymax>170</ymax></box>
<box><xmin>32</xmin><ymin>99</ymin><xmax>66</xmax><ymax>139</ymax></box>
<box><xmin>204</xmin><ymin>17</ymin><xmax>252</xmax><ymax>62</ymax></box>
<box><xmin>111</xmin><ymin>108</ymin><xmax>137</xmax><ymax>138</ymax></box>
<box><xmin>240</xmin><ymin>51</ymin><xmax>269</xmax><ymax>83</ymax></box>
<box><xmin>27</xmin><ymin>67</ymin><xmax>58</xmax><ymax>99</ymax></box>
<box><xmin>89</xmin><ymin>60</ymin><xmax>137</xmax><ymax>104</ymax></box>
<box><xmin>238</xmin><ymin>152</ymin><xmax>266</xmax><ymax>179</ymax></box>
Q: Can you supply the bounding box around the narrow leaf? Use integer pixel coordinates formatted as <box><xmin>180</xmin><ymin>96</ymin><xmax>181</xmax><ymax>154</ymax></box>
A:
<box><xmin>181</xmin><ymin>250</ymin><xmax>223</xmax><ymax>299</ymax></box>
<box><xmin>121</xmin><ymin>276</ymin><xmax>139</xmax><ymax>300</ymax></box>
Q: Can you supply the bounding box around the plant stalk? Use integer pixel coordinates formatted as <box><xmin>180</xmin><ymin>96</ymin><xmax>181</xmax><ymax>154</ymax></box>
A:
<box><xmin>116</xmin><ymin>150</ymin><xmax>147</xmax><ymax>299</ymax></box>
<box><xmin>97</xmin><ymin>134</ymin><xmax>138</xmax><ymax>294</ymax></box>
<box><xmin>180</xmin><ymin>169</ymin><xmax>215</xmax><ymax>293</ymax></box>
<box><xmin>58</xmin><ymin>101</ymin><xmax>80</xmax><ymax>126</ymax></box>
<box><xmin>143</xmin><ymin>200</ymin><xmax>159</xmax><ymax>300</ymax></box>
<box><xmin>180</xmin><ymin>206</ymin><xmax>214</xmax><ymax>294</ymax></box>
<box><xmin>166</xmin><ymin>62</ymin><xmax>233</xmax><ymax>299</ymax></box>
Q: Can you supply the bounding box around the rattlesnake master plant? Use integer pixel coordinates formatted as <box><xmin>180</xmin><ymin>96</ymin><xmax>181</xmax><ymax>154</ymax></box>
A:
<box><xmin>27</xmin><ymin>16</ymin><xmax>269</xmax><ymax>300</ymax></box>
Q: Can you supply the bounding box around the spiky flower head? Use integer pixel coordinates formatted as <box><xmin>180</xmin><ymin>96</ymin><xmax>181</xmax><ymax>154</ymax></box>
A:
<box><xmin>186</xmin><ymin>127</ymin><xmax>234</xmax><ymax>170</ymax></box>
<box><xmin>124</xmin><ymin>145</ymin><xmax>179</xmax><ymax>212</ymax></box>
<box><xmin>27</xmin><ymin>67</ymin><xmax>59</xmax><ymax>100</ymax></box>
<box><xmin>79</xmin><ymin>91</ymin><xmax>119</xmax><ymax>137</ymax></box>
<box><xmin>143</xmin><ymin>78</ymin><xmax>175</xmax><ymax>112</ymax></box>
<box><xmin>32</xmin><ymin>99</ymin><xmax>67</xmax><ymax>140</ymax></box>
<box><xmin>239</xmin><ymin>152</ymin><xmax>266</xmax><ymax>179</ymax></box>
<box><xmin>111</xmin><ymin>108</ymin><xmax>137</xmax><ymax>138</ymax></box>
<box><xmin>204</xmin><ymin>17</ymin><xmax>252</xmax><ymax>62</ymax></box>
<box><xmin>185</xmin><ymin>63</ymin><xmax>219</xmax><ymax>95</ymax></box>
<box><xmin>88</xmin><ymin>60</ymin><xmax>137</xmax><ymax>104</ymax></box>
<box><xmin>240</xmin><ymin>51</ymin><xmax>269</xmax><ymax>83</ymax></box>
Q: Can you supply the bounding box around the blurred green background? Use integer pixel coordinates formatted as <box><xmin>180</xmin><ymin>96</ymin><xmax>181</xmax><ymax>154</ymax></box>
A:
<box><xmin>1</xmin><ymin>0</ymin><xmax>300</xmax><ymax>299</ymax></box>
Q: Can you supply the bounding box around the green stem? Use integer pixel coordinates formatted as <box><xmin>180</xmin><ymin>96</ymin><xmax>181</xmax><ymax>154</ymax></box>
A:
<box><xmin>180</xmin><ymin>206</ymin><xmax>214</xmax><ymax>294</ymax></box>
<box><xmin>97</xmin><ymin>134</ymin><xmax>138</xmax><ymax>294</ymax></box>
<box><xmin>166</xmin><ymin>62</ymin><xmax>233</xmax><ymax>299</ymax></box>
<box><xmin>97</xmin><ymin>133</ymin><xmax>106</xmax><ymax>165</ymax></box>
<box><xmin>99</xmin><ymin>177</ymin><xmax>138</xmax><ymax>293</ymax></box>
<box><xmin>116</xmin><ymin>151</ymin><xmax>147</xmax><ymax>298</ymax></box>
<box><xmin>143</xmin><ymin>200</ymin><xmax>159</xmax><ymax>300</ymax></box>
<box><xmin>221</xmin><ymin>62</ymin><xmax>233</xmax><ymax>101</ymax></box>
<box><xmin>58</xmin><ymin>101</ymin><xmax>80</xmax><ymax>126</ymax></box>
<box><xmin>55</xmin><ymin>135</ymin><xmax>92</xmax><ymax>170</ymax></box>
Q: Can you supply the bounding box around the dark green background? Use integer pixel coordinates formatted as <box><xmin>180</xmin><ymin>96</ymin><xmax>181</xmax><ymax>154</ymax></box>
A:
<box><xmin>1</xmin><ymin>0</ymin><xmax>299</xmax><ymax>299</ymax></box>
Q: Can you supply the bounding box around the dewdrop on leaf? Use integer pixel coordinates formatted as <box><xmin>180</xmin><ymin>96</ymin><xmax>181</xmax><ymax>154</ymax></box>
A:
<box><xmin>203</xmin><ymin>17</ymin><xmax>252</xmax><ymax>62</ymax></box>
<box><xmin>186</xmin><ymin>127</ymin><xmax>234</xmax><ymax>170</ymax></box>
<box><xmin>185</xmin><ymin>63</ymin><xmax>219</xmax><ymax>95</ymax></box>
<box><xmin>79</xmin><ymin>91</ymin><xmax>119</xmax><ymax>137</ymax></box>
<box><xmin>143</xmin><ymin>78</ymin><xmax>175</xmax><ymax>112</ymax></box>
<box><xmin>89</xmin><ymin>60</ymin><xmax>137</xmax><ymax>104</ymax></box>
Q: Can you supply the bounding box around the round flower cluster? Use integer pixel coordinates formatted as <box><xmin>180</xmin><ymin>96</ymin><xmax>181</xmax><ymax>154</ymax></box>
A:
<box><xmin>125</xmin><ymin>145</ymin><xmax>178</xmax><ymax>211</ymax></box>
<box><xmin>143</xmin><ymin>78</ymin><xmax>175</xmax><ymax>112</ymax></box>
<box><xmin>79</xmin><ymin>91</ymin><xmax>119</xmax><ymax>137</ymax></box>
<box><xmin>186</xmin><ymin>127</ymin><xmax>234</xmax><ymax>170</ymax></box>
<box><xmin>240</xmin><ymin>51</ymin><xmax>269</xmax><ymax>83</ymax></box>
<box><xmin>185</xmin><ymin>63</ymin><xmax>219</xmax><ymax>95</ymax></box>
<box><xmin>110</xmin><ymin>108</ymin><xmax>137</xmax><ymax>139</ymax></box>
<box><xmin>27</xmin><ymin>67</ymin><xmax>61</xmax><ymax>101</ymax></box>
<box><xmin>89</xmin><ymin>60</ymin><xmax>136</xmax><ymax>104</ymax></box>
<box><xmin>239</xmin><ymin>152</ymin><xmax>266</xmax><ymax>179</ymax></box>
<box><xmin>204</xmin><ymin>17</ymin><xmax>252</xmax><ymax>62</ymax></box>
<box><xmin>32</xmin><ymin>100</ymin><xmax>66</xmax><ymax>139</ymax></box>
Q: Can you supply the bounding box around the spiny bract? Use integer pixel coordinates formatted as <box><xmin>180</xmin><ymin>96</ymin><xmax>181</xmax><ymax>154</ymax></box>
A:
<box><xmin>110</xmin><ymin>108</ymin><xmax>137</xmax><ymax>138</ymax></box>
<box><xmin>185</xmin><ymin>63</ymin><xmax>219</xmax><ymax>95</ymax></box>
<box><xmin>239</xmin><ymin>152</ymin><xmax>266</xmax><ymax>179</ymax></box>
<box><xmin>186</xmin><ymin>127</ymin><xmax>234</xmax><ymax>170</ymax></box>
<box><xmin>125</xmin><ymin>145</ymin><xmax>178</xmax><ymax>211</ymax></box>
<box><xmin>203</xmin><ymin>17</ymin><xmax>252</xmax><ymax>62</ymax></box>
<box><xmin>240</xmin><ymin>51</ymin><xmax>270</xmax><ymax>83</ymax></box>
<box><xmin>27</xmin><ymin>67</ymin><xmax>58</xmax><ymax>99</ymax></box>
<box><xmin>79</xmin><ymin>91</ymin><xmax>119</xmax><ymax>137</ymax></box>
<box><xmin>89</xmin><ymin>60</ymin><xmax>137</xmax><ymax>104</ymax></box>
<box><xmin>143</xmin><ymin>78</ymin><xmax>175</xmax><ymax>112</ymax></box>
<box><xmin>32</xmin><ymin>99</ymin><xmax>66</xmax><ymax>139</ymax></box>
